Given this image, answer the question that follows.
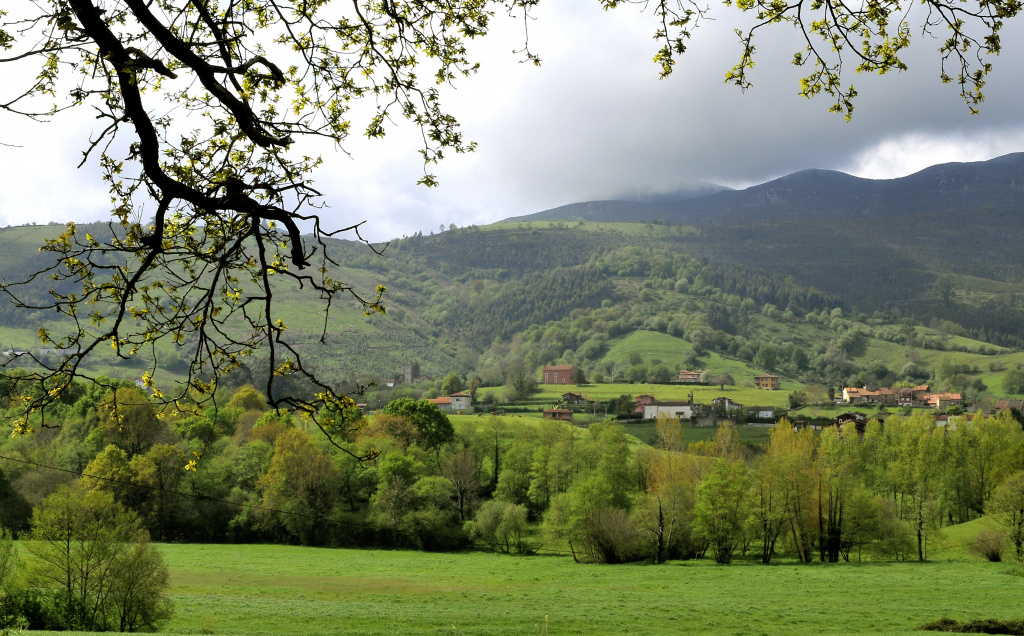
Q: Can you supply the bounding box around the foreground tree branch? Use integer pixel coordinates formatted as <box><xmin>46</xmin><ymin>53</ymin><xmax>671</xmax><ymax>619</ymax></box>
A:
<box><xmin>0</xmin><ymin>0</ymin><xmax>1017</xmax><ymax>456</ymax></box>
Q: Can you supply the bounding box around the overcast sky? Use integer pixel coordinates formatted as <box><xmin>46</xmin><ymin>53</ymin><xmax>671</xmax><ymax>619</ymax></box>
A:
<box><xmin>2</xmin><ymin>0</ymin><xmax>1024</xmax><ymax>242</ymax></box>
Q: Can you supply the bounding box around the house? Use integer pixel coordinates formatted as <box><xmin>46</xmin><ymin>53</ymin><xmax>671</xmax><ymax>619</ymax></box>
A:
<box><xmin>428</xmin><ymin>396</ymin><xmax>453</xmax><ymax>410</ymax></box>
<box><xmin>934</xmin><ymin>413</ymin><xmax>966</xmax><ymax>427</ymax></box>
<box><xmin>643</xmin><ymin>401</ymin><xmax>694</xmax><ymax>421</ymax></box>
<box><xmin>561</xmin><ymin>391</ymin><xmax>594</xmax><ymax>406</ymax></box>
<box><xmin>746</xmin><ymin>406</ymin><xmax>776</xmax><ymax>420</ymax></box>
<box><xmin>755</xmin><ymin>374</ymin><xmax>781</xmax><ymax>390</ymax></box>
<box><xmin>926</xmin><ymin>392</ymin><xmax>963</xmax><ymax>410</ymax></box>
<box><xmin>812</xmin><ymin>412</ymin><xmax>872</xmax><ymax>436</ymax></box>
<box><xmin>843</xmin><ymin>387</ymin><xmax>869</xmax><ymax>404</ymax></box>
<box><xmin>449</xmin><ymin>392</ymin><xmax>472</xmax><ymax>410</ymax></box>
<box><xmin>995</xmin><ymin>399</ymin><xmax>1024</xmax><ymax>411</ymax></box>
<box><xmin>711</xmin><ymin>396</ymin><xmax>743</xmax><ymax>412</ymax></box>
<box><xmin>843</xmin><ymin>386</ymin><xmax>896</xmax><ymax>405</ymax></box>
<box><xmin>834</xmin><ymin>411</ymin><xmax>870</xmax><ymax>435</ymax></box>
<box><xmin>633</xmin><ymin>394</ymin><xmax>656</xmax><ymax>414</ymax></box>
<box><xmin>542</xmin><ymin>408</ymin><xmax>574</xmax><ymax>422</ymax></box>
<box><xmin>675</xmin><ymin>369</ymin><xmax>702</xmax><ymax>383</ymax></box>
<box><xmin>542</xmin><ymin>365</ymin><xmax>577</xmax><ymax>385</ymax></box>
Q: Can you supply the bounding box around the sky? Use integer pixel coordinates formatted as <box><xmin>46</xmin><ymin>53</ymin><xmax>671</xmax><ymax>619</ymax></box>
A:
<box><xmin>2</xmin><ymin>0</ymin><xmax>1024</xmax><ymax>242</ymax></box>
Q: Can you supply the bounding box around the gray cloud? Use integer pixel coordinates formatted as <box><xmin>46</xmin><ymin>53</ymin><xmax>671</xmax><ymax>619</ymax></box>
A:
<box><xmin>3</xmin><ymin>0</ymin><xmax>1023</xmax><ymax>242</ymax></box>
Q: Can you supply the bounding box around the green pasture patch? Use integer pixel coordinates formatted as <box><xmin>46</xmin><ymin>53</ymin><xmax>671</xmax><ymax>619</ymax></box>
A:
<box><xmin>602</xmin><ymin>330</ymin><xmax>693</xmax><ymax>366</ymax></box>
<box><xmin>123</xmin><ymin>544</ymin><xmax>1024</xmax><ymax>635</ymax></box>
<box><xmin>536</xmin><ymin>382</ymin><xmax>794</xmax><ymax>411</ymax></box>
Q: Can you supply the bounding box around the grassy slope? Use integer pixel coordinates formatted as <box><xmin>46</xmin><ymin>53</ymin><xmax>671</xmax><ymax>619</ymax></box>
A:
<box><xmin>79</xmin><ymin>544</ymin><xmax>1020</xmax><ymax>635</ymax></box>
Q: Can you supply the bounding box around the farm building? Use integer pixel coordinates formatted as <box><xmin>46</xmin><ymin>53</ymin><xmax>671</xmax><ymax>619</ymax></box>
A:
<box><xmin>643</xmin><ymin>401</ymin><xmax>694</xmax><ymax>420</ymax></box>
<box><xmin>543</xmin><ymin>408</ymin><xmax>574</xmax><ymax>422</ymax></box>
<box><xmin>541</xmin><ymin>365</ymin><xmax>576</xmax><ymax>385</ymax></box>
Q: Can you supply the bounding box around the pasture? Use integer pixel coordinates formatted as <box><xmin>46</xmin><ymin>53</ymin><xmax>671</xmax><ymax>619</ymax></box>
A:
<box><xmin>135</xmin><ymin>543</ymin><xmax>1024</xmax><ymax>635</ymax></box>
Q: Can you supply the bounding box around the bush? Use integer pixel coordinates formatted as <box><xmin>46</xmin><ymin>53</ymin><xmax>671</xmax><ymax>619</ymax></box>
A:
<box><xmin>969</xmin><ymin>530</ymin><xmax>1005</xmax><ymax>562</ymax></box>
<box><xmin>1003</xmin><ymin>369</ymin><xmax>1024</xmax><ymax>396</ymax></box>
<box><xmin>466</xmin><ymin>500</ymin><xmax>532</xmax><ymax>554</ymax></box>
<box><xmin>919</xmin><ymin>617</ymin><xmax>1024</xmax><ymax>634</ymax></box>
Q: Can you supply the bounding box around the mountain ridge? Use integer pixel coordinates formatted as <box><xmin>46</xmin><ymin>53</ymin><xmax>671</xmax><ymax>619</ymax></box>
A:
<box><xmin>505</xmin><ymin>152</ymin><xmax>1024</xmax><ymax>224</ymax></box>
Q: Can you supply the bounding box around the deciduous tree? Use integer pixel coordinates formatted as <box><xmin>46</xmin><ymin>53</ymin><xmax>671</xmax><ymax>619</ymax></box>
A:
<box><xmin>27</xmin><ymin>484</ymin><xmax>172</xmax><ymax>631</ymax></box>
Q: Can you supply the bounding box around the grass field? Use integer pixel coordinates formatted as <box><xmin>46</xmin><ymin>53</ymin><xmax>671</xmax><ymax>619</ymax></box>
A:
<box><xmin>531</xmin><ymin>382</ymin><xmax>793</xmax><ymax>410</ymax></box>
<box><xmin>46</xmin><ymin>543</ymin><xmax>1014</xmax><ymax>635</ymax></box>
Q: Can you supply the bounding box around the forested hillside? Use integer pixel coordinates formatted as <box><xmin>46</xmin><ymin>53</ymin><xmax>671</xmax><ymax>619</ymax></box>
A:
<box><xmin>3</xmin><ymin>153</ymin><xmax>1024</xmax><ymax>407</ymax></box>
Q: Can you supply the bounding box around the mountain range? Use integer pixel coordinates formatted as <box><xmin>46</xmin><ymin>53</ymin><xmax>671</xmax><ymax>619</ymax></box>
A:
<box><xmin>506</xmin><ymin>152</ymin><xmax>1024</xmax><ymax>224</ymax></box>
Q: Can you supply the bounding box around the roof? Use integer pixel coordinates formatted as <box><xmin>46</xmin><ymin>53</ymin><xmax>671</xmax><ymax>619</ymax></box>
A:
<box><xmin>449</xmin><ymin>392</ymin><xmax>470</xmax><ymax>397</ymax></box>
<box><xmin>431</xmin><ymin>396</ymin><xmax>452</xmax><ymax>404</ymax></box>
<box><xmin>649</xmin><ymin>401</ymin><xmax>693</xmax><ymax>407</ymax></box>
<box><xmin>543</xmin><ymin>365</ymin><xmax>576</xmax><ymax>372</ymax></box>
<box><xmin>755</xmin><ymin>374</ymin><xmax>780</xmax><ymax>379</ymax></box>
<box><xmin>543</xmin><ymin>408</ymin><xmax>573</xmax><ymax>414</ymax></box>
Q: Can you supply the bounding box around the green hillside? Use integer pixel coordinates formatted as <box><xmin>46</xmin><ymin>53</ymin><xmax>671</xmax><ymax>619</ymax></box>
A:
<box><xmin>2</xmin><ymin>218</ymin><xmax>1024</xmax><ymax>411</ymax></box>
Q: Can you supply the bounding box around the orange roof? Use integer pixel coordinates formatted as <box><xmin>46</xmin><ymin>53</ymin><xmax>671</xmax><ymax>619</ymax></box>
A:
<box><xmin>543</xmin><ymin>365</ymin><xmax>575</xmax><ymax>372</ymax></box>
<box><xmin>449</xmin><ymin>392</ymin><xmax>470</xmax><ymax>397</ymax></box>
<box><xmin>431</xmin><ymin>396</ymin><xmax>452</xmax><ymax>404</ymax></box>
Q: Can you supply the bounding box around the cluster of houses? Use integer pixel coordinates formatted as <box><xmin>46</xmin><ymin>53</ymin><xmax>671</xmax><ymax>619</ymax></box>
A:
<box><xmin>540</xmin><ymin>392</ymin><xmax>777</xmax><ymax>425</ymax></box>
<box><xmin>840</xmin><ymin>385</ymin><xmax>963</xmax><ymax>410</ymax></box>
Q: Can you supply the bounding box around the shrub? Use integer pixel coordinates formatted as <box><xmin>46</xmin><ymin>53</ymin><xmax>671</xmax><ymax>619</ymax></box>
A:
<box><xmin>466</xmin><ymin>500</ymin><xmax>531</xmax><ymax>554</ymax></box>
<box><xmin>969</xmin><ymin>530</ymin><xmax>1004</xmax><ymax>562</ymax></box>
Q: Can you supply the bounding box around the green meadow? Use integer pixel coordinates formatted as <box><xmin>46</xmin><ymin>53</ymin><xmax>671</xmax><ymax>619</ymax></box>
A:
<box><xmin>33</xmin><ymin>542</ymin><xmax>1020</xmax><ymax>636</ymax></box>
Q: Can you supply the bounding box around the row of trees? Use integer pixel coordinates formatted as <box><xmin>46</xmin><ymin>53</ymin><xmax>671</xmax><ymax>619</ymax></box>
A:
<box><xmin>533</xmin><ymin>412</ymin><xmax>1024</xmax><ymax>565</ymax></box>
<box><xmin>4</xmin><ymin>379</ymin><xmax>1024</xmax><ymax>581</ymax></box>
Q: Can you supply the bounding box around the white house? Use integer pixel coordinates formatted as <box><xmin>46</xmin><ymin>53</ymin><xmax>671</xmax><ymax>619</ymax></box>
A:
<box><xmin>643</xmin><ymin>402</ymin><xmax>694</xmax><ymax>420</ymax></box>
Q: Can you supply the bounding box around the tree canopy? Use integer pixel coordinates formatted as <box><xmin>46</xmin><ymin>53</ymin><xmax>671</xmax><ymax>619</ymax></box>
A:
<box><xmin>1</xmin><ymin>0</ymin><xmax>1018</xmax><ymax>442</ymax></box>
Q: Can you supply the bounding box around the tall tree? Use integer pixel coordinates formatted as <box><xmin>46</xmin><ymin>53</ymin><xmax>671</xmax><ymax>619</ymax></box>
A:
<box><xmin>258</xmin><ymin>428</ymin><xmax>341</xmax><ymax>545</ymax></box>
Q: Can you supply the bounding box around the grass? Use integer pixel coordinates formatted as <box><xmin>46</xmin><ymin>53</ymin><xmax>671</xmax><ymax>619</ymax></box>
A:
<box><xmin>39</xmin><ymin>543</ymin><xmax>1015</xmax><ymax>635</ymax></box>
<box><xmin>531</xmin><ymin>382</ymin><xmax>793</xmax><ymax>411</ymax></box>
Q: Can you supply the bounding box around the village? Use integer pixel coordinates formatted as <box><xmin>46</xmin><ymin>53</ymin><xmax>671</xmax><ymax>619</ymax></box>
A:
<box><xmin>407</xmin><ymin>363</ymin><xmax>1015</xmax><ymax>435</ymax></box>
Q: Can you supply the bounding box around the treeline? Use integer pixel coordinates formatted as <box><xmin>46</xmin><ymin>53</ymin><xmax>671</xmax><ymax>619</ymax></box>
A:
<box><xmin>390</xmin><ymin>227</ymin><xmax>621</xmax><ymax>277</ymax></box>
<box><xmin>437</xmin><ymin>266</ymin><xmax>614</xmax><ymax>346</ymax></box>
<box><xmin>697</xmin><ymin>260</ymin><xmax>840</xmax><ymax>316</ymax></box>
<box><xmin>4</xmin><ymin>377</ymin><xmax>1024</xmax><ymax>571</ymax></box>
